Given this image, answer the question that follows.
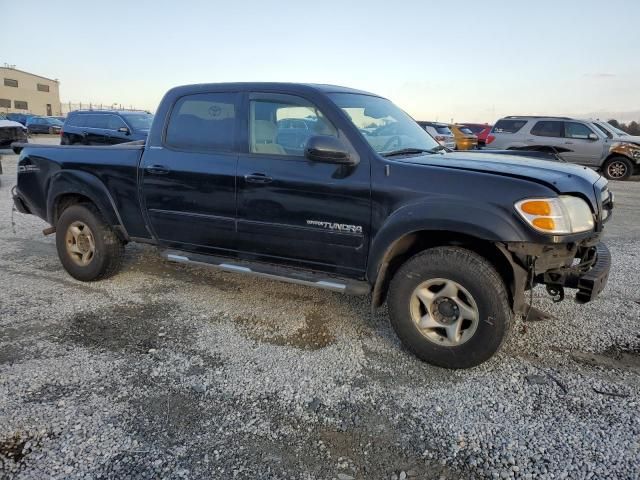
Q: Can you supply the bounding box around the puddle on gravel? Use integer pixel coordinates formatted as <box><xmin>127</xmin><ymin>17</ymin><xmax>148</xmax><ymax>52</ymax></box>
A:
<box><xmin>235</xmin><ymin>308</ymin><xmax>336</xmax><ymax>350</ymax></box>
<box><xmin>571</xmin><ymin>344</ymin><xmax>640</xmax><ymax>371</ymax></box>
<box><xmin>61</xmin><ymin>301</ymin><xmax>192</xmax><ymax>354</ymax></box>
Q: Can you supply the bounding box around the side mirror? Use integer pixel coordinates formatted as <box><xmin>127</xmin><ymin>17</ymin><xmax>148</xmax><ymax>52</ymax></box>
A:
<box><xmin>117</xmin><ymin>126</ymin><xmax>130</xmax><ymax>135</ymax></box>
<box><xmin>304</xmin><ymin>135</ymin><xmax>356</xmax><ymax>165</ymax></box>
<box><xmin>588</xmin><ymin>133</ymin><xmax>598</xmax><ymax>140</ymax></box>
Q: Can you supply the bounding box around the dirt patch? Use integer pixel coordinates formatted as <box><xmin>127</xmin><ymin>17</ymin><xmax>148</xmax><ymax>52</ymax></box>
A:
<box><xmin>61</xmin><ymin>301</ymin><xmax>191</xmax><ymax>354</ymax></box>
<box><xmin>0</xmin><ymin>430</ymin><xmax>50</xmax><ymax>472</ymax></box>
<box><xmin>25</xmin><ymin>383</ymin><xmax>75</xmax><ymax>404</ymax></box>
<box><xmin>235</xmin><ymin>307</ymin><xmax>336</xmax><ymax>350</ymax></box>
<box><xmin>571</xmin><ymin>343</ymin><xmax>640</xmax><ymax>371</ymax></box>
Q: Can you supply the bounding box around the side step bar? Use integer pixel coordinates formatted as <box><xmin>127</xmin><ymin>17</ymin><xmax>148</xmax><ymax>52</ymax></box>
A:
<box><xmin>161</xmin><ymin>250</ymin><xmax>371</xmax><ymax>296</ymax></box>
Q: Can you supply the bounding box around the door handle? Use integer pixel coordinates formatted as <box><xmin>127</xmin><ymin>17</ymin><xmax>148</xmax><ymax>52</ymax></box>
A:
<box><xmin>244</xmin><ymin>173</ymin><xmax>273</xmax><ymax>184</ymax></box>
<box><xmin>145</xmin><ymin>164</ymin><xmax>170</xmax><ymax>175</ymax></box>
<box><xmin>564</xmin><ymin>141</ymin><xmax>574</xmax><ymax>145</ymax></box>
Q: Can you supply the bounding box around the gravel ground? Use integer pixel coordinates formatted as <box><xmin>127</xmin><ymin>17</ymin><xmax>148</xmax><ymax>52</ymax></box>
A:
<box><xmin>1</xmin><ymin>136</ymin><xmax>639</xmax><ymax>479</ymax></box>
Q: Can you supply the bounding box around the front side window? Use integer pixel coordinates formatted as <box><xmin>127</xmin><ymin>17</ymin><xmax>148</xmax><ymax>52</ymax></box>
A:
<box><xmin>121</xmin><ymin>112</ymin><xmax>153</xmax><ymax>131</ymax></box>
<box><xmin>250</xmin><ymin>97</ymin><xmax>336</xmax><ymax>156</ymax></box>
<box><xmin>592</xmin><ymin>122</ymin><xmax>613</xmax><ymax>139</ymax></box>
<box><xmin>565</xmin><ymin>122</ymin><xmax>595</xmax><ymax>140</ymax></box>
<box><xmin>14</xmin><ymin>100</ymin><xmax>28</xmax><ymax>110</ymax></box>
<box><xmin>4</xmin><ymin>78</ymin><xmax>18</xmax><ymax>87</ymax></box>
<box><xmin>84</xmin><ymin>114</ymin><xmax>110</xmax><ymax>129</ymax></box>
<box><xmin>530</xmin><ymin>120</ymin><xmax>563</xmax><ymax>138</ymax></box>
<box><xmin>166</xmin><ymin>92</ymin><xmax>237</xmax><ymax>151</ymax></box>
<box><xmin>107</xmin><ymin>115</ymin><xmax>127</xmax><ymax>130</ymax></box>
<box><xmin>329</xmin><ymin>93</ymin><xmax>439</xmax><ymax>154</ymax></box>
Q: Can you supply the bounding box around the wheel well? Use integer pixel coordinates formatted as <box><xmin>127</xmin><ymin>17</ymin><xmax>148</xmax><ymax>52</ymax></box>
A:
<box><xmin>53</xmin><ymin>193</ymin><xmax>95</xmax><ymax>224</ymax></box>
<box><xmin>372</xmin><ymin>230</ymin><xmax>514</xmax><ymax>308</ymax></box>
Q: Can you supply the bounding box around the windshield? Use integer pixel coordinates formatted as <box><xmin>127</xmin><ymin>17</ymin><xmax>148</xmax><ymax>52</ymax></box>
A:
<box><xmin>328</xmin><ymin>93</ymin><xmax>439</xmax><ymax>154</ymax></box>
<box><xmin>458</xmin><ymin>126</ymin><xmax>474</xmax><ymax>135</ymax></box>
<box><xmin>121</xmin><ymin>113</ymin><xmax>153</xmax><ymax>130</ymax></box>
<box><xmin>592</xmin><ymin>122</ymin><xmax>613</xmax><ymax>139</ymax></box>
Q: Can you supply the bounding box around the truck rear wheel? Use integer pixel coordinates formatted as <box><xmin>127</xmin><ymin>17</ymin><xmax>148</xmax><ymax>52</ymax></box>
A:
<box><xmin>602</xmin><ymin>156</ymin><xmax>633</xmax><ymax>181</ymax></box>
<box><xmin>388</xmin><ymin>246</ymin><xmax>512</xmax><ymax>369</ymax></box>
<box><xmin>55</xmin><ymin>204</ymin><xmax>124</xmax><ymax>281</ymax></box>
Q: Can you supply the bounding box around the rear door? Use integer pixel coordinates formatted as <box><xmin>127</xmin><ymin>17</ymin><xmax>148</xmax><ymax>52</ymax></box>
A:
<box><xmin>236</xmin><ymin>92</ymin><xmax>370</xmax><ymax>276</ymax></box>
<box><xmin>141</xmin><ymin>91</ymin><xmax>240</xmax><ymax>255</ymax></box>
<box><xmin>528</xmin><ymin>120</ymin><xmax>565</xmax><ymax>150</ymax></box>
<box><xmin>560</xmin><ymin>122</ymin><xmax>605</xmax><ymax>166</ymax></box>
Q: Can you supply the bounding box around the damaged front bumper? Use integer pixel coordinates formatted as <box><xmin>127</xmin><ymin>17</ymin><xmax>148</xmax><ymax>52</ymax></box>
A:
<box><xmin>499</xmin><ymin>236</ymin><xmax>611</xmax><ymax>314</ymax></box>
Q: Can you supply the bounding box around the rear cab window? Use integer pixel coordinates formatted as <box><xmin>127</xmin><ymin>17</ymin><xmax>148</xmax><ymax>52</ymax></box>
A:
<box><xmin>493</xmin><ymin>119</ymin><xmax>527</xmax><ymax>134</ymax></box>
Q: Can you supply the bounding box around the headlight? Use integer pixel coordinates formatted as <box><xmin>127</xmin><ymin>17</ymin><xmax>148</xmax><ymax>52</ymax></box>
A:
<box><xmin>515</xmin><ymin>196</ymin><xmax>594</xmax><ymax>234</ymax></box>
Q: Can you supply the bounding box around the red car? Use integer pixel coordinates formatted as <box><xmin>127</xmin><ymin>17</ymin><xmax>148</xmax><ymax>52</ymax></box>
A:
<box><xmin>460</xmin><ymin>123</ymin><xmax>492</xmax><ymax>146</ymax></box>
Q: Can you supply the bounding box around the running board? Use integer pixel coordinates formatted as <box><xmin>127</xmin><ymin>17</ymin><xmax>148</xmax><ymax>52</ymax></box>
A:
<box><xmin>161</xmin><ymin>250</ymin><xmax>371</xmax><ymax>296</ymax></box>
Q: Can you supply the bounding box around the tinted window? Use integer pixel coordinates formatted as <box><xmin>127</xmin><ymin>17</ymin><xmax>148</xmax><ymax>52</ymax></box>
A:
<box><xmin>250</xmin><ymin>96</ymin><xmax>336</xmax><ymax>156</ymax></box>
<box><xmin>493</xmin><ymin>119</ymin><xmax>527</xmax><ymax>133</ymax></box>
<box><xmin>106</xmin><ymin>115</ymin><xmax>127</xmax><ymax>130</ymax></box>
<box><xmin>82</xmin><ymin>114</ymin><xmax>110</xmax><ymax>129</ymax></box>
<box><xmin>4</xmin><ymin>78</ymin><xmax>18</xmax><ymax>87</ymax></box>
<box><xmin>565</xmin><ymin>122</ymin><xmax>595</xmax><ymax>139</ymax></box>
<box><xmin>166</xmin><ymin>93</ymin><xmax>237</xmax><ymax>151</ymax></box>
<box><xmin>121</xmin><ymin>113</ymin><xmax>153</xmax><ymax>130</ymax></box>
<box><xmin>530</xmin><ymin>121</ymin><xmax>563</xmax><ymax>138</ymax></box>
<box><xmin>458</xmin><ymin>127</ymin><xmax>474</xmax><ymax>135</ymax></box>
<box><xmin>464</xmin><ymin>125</ymin><xmax>486</xmax><ymax>133</ymax></box>
<box><xmin>66</xmin><ymin>114</ymin><xmax>85</xmax><ymax>127</ymax></box>
<box><xmin>435</xmin><ymin>126</ymin><xmax>452</xmax><ymax>135</ymax></box>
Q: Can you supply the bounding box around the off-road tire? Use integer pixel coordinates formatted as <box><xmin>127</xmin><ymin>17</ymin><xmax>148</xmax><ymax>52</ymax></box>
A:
<box><xmin>55</xmin><ymin>204</ymin><xmax>124</xmax><ymax>281</ymax></box>
<box><xmin>388</xmin><ymin>246</ymin><xmax>512</xmax><ymax>369</ymax></box>
<box><xmin>602</xmin><ymin>156</ymin><xmax>633</xmax><ymax>181</ymax></box>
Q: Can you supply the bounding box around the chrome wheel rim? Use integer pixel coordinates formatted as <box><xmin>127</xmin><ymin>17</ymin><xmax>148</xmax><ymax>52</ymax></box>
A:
<box><xmin>410</xmin><ymin>278</ymin><xmax>480</xmax><ymax>346</ymax></box>
<box><xmin>607</xmin><ymin>161</ymin><xmax>627</xmax><ymax>179</ymax></box>
<box><xmin>65</xmin><ymin>221</ymin><xmax>95</xmax><ymax>266</ymax></box>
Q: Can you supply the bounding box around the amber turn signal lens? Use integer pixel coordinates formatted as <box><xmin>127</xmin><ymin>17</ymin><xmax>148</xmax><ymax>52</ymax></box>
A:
<box><xmin>521</xmin><ymin>200</ymin><xmax>552</xmax><ymax>216</ymax></box>
<box><xmin>532</xmin><ymin>217</ymin><xmax>555</xmax><ymax>230</ymax></box>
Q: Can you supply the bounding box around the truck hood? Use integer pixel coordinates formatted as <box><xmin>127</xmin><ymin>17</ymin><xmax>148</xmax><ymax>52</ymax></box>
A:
<box><xmin>612</xmin><ymin>135</ymin><xmax>640</xmax><ymax>146</ymax></box>
<box><xmin>0</xmin><ymin>119</ymin><xmax>26</xmax><ymax>129</ymax></box>
<box><xmin>394</xmin><ymin>151</ymin><xmax>603</xmax><ymax>194</ymax></box>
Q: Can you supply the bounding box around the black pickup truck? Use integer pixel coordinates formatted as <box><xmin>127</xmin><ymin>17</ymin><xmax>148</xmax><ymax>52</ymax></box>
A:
<box><xmin>12</xmin><ymin>83</ymin><xmax>613</xmax><ymax>368</ymax></box>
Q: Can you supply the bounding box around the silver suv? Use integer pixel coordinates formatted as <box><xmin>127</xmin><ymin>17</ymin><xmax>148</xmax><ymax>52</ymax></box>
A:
<box><xmin>486</xmin><ymin>116</ymin><xmax>640</xmax><ymax>180</ymax></box>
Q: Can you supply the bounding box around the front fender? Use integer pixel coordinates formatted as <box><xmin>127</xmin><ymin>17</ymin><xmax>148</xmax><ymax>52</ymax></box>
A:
<box><xmin>366</xmin><ymin>200</ymin><xmax>531</xmax><ymax>281</ymax></box>
<box><xmin>47</xmin><ymin>170</ymin><xmax>127</xmax><ymax>236</ymax></box>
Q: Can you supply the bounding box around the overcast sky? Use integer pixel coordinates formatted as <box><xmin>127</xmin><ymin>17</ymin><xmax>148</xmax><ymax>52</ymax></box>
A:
<box><xmin>3</xmin><ymin>0</ymin><xmax>639</xmax><ymax>122</ymax></box>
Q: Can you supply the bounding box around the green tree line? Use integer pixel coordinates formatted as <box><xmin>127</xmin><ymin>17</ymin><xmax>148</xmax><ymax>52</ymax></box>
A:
<box><xmin>607</xmin><ymin>119</ymin><xmax>640</xmax><ymax>135</ymax></box>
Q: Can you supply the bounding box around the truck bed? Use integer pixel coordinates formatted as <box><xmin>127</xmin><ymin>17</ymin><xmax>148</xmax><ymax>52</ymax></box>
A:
<box><xmin>15</xmin><ymin>142</ymin><xmax>150</xmax><ymax>238</ymax></box>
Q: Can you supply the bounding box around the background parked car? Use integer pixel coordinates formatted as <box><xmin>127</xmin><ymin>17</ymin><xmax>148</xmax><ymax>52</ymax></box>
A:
<box><xmin>461</xmin><ymin>123</ymin><xmax>492</xmax><ymax>146</ymax></box>
<box><xmin>485</xmin><ymin>116</ymin><xmax>640</xmax><ymax>180</ymax></box>
<box><xmin>450</xmin><ymin>124</ymin><xmax>478</xmax><ymax>150</ymax></box>
<box><xmin>26</xmin><ymin>116</ymin><xmax>64</xmax><ymax>134</ymax></box>
<box><xmin>416</xmin><ymin>121</ymin><xmax>456</xmax><ymax>149</ymax></box>
<box><xmin>6</xmin><ymin>113</ymin><xmax>36</xmax><ymax>126</ymax></box>
<box><xmin>61</xmin><ymin>110</ymin><xmax>154</xmax><ymax>145</ymax></box>
<box><xmin>0</xmin><ymin>113</ymin><xmax>28</xmax><ymax>147</ymax></box>
<box><xmin>276</xmin><ymin>117</ymin><xmax>317</xmax><ymax>150</ymax></box>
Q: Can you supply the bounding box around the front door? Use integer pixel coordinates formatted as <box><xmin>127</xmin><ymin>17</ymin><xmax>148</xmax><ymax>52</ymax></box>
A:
<box><xmin>236</xmin><ymin>92</ymin><xmax>371</xmax><ymax>277</ymax></box>
<box><xmin>141</xmin><ymin>91</ymin><xmax>240</xmax><ymax>255</ymax></box>
<box><xmin>560</xmin><ymin>121</ymin><xmax>606</xmax><ymax>167</ymax></box>
<box><xmin>46</xmin><ymin>104</ymin><xmax>52</xmax><ymax>116</ymax></box>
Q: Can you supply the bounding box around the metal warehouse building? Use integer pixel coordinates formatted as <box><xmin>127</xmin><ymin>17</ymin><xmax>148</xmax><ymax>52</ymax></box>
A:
<box><xmin>0</xmin><ymin>66</ymin><xmax>62</xmax><ymax>116</ymax></box>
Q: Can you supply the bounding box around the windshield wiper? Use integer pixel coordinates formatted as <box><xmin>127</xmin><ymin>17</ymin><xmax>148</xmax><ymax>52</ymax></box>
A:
<box><xmin>429</xmin><ymin>145</ymin><xmax>447</xmax><ymax>153</ymax></box>
<box><xmin>381</xmin><ymin>147</ymin><xmax>432</xmax><ymax>157</ymax></box>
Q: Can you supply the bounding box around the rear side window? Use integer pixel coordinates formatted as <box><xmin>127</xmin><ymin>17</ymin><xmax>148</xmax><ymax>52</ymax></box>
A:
<box><xmin>530</xmin><ymin>121</ymin><xmax>563</xmax><ymax>138</ymax></box>
<box><xmin>165</xmin><ymin>92</ymin><xmax>237</xmax><ymax>151</ymax></box>
<box><xmin>493</xmin><ymin>119</ymin><xmax>527</xmax><ymax>134</ymax></box>
<box><xmin>67</xmin><ymin>114</ymin><xmax>86</xmax><ymax>127</ymax></box>
<box><xmin>83</xmin><ymin>114</ymin><xmax>110</xmax><ymax>129</ymax></box>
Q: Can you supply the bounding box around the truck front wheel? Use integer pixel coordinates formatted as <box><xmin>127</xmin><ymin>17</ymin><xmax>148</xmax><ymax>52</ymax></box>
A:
<box><xmin>388</xmin><ymin>247</ymin><xmax>512</xmax><ymax>369</ymax></box>
<box><xmin>55</xmin><ymin>204</ymin><xmax>124</xmax><ymax>281</ymax></box>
